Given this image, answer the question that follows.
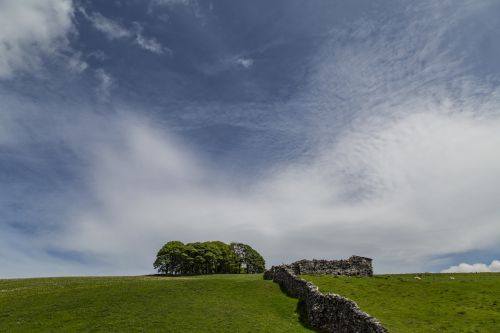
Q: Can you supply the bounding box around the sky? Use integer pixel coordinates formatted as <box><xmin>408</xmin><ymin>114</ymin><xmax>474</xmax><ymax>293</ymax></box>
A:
<box><xmin>1</xmin><ymin>0</ymin><xmax>500</xmax><ymax>278</ymax></box>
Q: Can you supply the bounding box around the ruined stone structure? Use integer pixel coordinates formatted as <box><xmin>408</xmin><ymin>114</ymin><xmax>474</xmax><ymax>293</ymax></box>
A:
<box><xmin>264</xmin><ymin>265</ymin><xmax>387</xmax><ymax>333</ymax></box>
<box><xmin>289</xmin><ymin>255</ymin><xmax>373</xmax><ymax>276</ymax></box>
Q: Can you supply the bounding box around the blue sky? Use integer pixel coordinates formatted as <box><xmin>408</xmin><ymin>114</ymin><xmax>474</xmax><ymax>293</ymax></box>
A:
<box><xmin>1</xmin><ymin>0</ymin><xmax>500</xmax><ymax>277</ymax></box>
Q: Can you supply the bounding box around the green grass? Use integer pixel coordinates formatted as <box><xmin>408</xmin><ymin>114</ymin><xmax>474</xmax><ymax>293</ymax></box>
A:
<box><xmin>303</xmin><ymin>273</ymin><xmax>500</xmax><ymax>333</ymax></box>
<box><xmin>0</xmin><ymin>274</ymin><xmax>312</xmax><ymax>332</ymax></box>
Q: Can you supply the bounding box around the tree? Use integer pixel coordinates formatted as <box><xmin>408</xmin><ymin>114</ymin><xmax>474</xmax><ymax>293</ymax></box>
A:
<box><xmin>153</xmin><ymin>240</ymin><xmax>265</xmax><ymax>275</ymax></box>
<box><xmin>153</xmin><ymin>241</ymin><xmax>186</xmax><ymax>275</ymax></box>
<box><xmin>230</xmin><ymin>242</ymin><xmax>266</xmax><ymax>273</ymax></box>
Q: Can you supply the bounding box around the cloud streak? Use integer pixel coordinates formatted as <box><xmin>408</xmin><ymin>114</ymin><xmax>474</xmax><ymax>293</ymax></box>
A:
<box><xmin>94</xmin><ymin>68</ymin><xmax>113</xmax><ymax>101</ymax></box>
<box><xmin>84</xmin><ymin>10</ymin><xmax>168</xmax><ymax>55</ymax></box>
<box><xmin>236</xmin><ymin>57</ymin><xmax>253</xmax><ymax>69</ymax></box>
<box><xmin>87</xmin><ymin>12</ymin><xmax>132</xmax><ymax>40</ymax></box>
<box><xmin>133</xmin><ymin>23</ymin><xmax>171</xmax><ymax>55</ymax></box>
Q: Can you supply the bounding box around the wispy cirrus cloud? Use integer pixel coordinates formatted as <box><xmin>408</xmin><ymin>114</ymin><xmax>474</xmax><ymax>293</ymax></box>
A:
<box><xmin>235</xmin><ymin>57</ymin><xmax>253</xmax><ymax>69</ymax></box>
<box><xmin>86</xmin><ymin>12</ymin><xmax>132</xmax><ymax>40</ymax></box>
<box><xmin>94</xmin><ymin>68</ymin><xmax>113</xmax><ymax>101</ymax></box>
<box><xmin>135</xmin><ymin>32</ymin><xmax>165</xmax><ymax>54</ymax></box>
<box><xmin>133</xmin><ymin>23</ymin><xmax>171</xmax><ymax>55</ymax></box>
<box><xmin>82</xmin><ymin>9</ymin><xmax>169</xmax><ymax>55</ymax></box>
<box><xmin>67</xmin><ymin>52</ymin><xmax>88</xmax><ymax>73</ymax></box>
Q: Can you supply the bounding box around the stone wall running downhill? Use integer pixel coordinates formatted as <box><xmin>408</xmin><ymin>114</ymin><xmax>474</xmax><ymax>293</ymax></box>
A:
<box><xmin>290</xmin><ymin>256</ymin><xmax>373</xmax><ymax>276</ymax></box>
<box><xmin>264</xmin><ymin>265</ymin><xmax>387</xmax><ymax>333</ymax></box>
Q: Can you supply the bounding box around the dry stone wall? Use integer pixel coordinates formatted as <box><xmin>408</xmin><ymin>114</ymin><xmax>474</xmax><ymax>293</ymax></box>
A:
<box><xmin>290</xmin><ymin>256</ymin><xmax>373</xmax><ymax>276</ymax></box>
<box><xmin>264</xmin><ymin>265</ymin><xmax>387</xmax><ymax>333</ymax></box>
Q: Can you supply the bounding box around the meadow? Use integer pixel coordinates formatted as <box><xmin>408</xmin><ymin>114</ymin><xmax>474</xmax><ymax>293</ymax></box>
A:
<box><xmin>303</xmin><ymin>273</ymin><xmax>500</xmax><ymax>333</ymax></box>
<box><xmin>0</xmin><ymin>274</ymin><xmax>311</xmax><ymax>332</ymax></box>
<box><xmin>2</xmin><ymin>273</ymin><xmax>499</xmax><ymax>332</ymax></box>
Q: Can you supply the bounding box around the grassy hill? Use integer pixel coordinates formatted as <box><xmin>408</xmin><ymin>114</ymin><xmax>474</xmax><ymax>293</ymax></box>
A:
<box><xmin>3</xmin><ymin>272</ymin><xmax>499</xmax><ymax>332</ymax></box>
<box><xmin>0</xmin><ymin>274</ymin><xmax>312</xmax><ymax>332</ymax></box>
<box><xmin>303</xmin><ymin>273</ymin><xmax>500</xmax><ymax>333</ymax></box>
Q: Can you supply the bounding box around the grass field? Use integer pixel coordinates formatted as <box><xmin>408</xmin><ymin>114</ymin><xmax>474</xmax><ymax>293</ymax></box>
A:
<box><xmin>303</xmin><ymin>273</ymin><xmax>500</xmax><ymax>333</ymax></box>
<box><xmin>0</xmin><ymin>274</ymin><xmax>312</xmax><ymax>332</ymax></box>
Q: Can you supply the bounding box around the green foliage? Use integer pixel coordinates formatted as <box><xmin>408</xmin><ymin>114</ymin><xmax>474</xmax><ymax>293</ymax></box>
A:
<box><xmin>303</xmin><ymin>273</ymin><xmax>500</xmax><ymax>333</ymax></box>
<box><xmin>0</xmin><ymin>275</ymin><xmax>312</xmax><ymax>332</ymax></box>
<box><xmin>154</xmin><ymin>240</ymin><xmax>265</xmax><ymax>275</ymax></box>
<box><xmin>230</xmin><ymin>242</ymin><xmax>266</xmax><ymax>273</ymax></box>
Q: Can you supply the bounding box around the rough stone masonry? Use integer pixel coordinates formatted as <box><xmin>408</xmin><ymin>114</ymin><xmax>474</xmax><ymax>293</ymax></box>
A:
<box><xmin>289</xmin><ymin>255</ymin><xmax>373</xmax><ymax>276</ymax></box>
<box><xmin>264</xmin><ymin>256</ymin><xmax>386</xmax><ymax>333</ymax></box>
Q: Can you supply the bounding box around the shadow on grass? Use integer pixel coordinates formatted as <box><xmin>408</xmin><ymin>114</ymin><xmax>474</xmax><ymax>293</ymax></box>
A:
<box><xmin>275</xmin><ymin>283</ymin><xmax>313</xmax><ymax>330</ymax></box>
<box><xmin>295</xmin><ymin>300</ymin><xmax>313</xmax><ymax>330</ymax></box>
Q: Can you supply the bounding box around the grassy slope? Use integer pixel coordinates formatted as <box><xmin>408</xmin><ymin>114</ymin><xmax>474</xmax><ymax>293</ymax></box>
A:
<box><xmin>0</xmin><ymin>274</ymin><xmax>312</xmax><ymax>333</ymax></box>
<box><xmin>303</xmin><ymin>273</ymin><xmax>500</xmax><ymax>333</ymax></box>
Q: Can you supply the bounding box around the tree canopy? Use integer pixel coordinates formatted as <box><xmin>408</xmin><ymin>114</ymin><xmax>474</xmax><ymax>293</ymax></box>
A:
<box><xmin>230</xmin><ymin>242</ymin><xmax>266</xmax><ymax>274</ymax></box>
<box><xmin>154</xmin><ymin>241</ymin><xmax>265</xmax><ymax>275</ymax></box>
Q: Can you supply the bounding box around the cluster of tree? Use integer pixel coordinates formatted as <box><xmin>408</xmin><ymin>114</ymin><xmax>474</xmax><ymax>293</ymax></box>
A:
<box><xmin>153</xmin><ymin>241</ymin><xmax>265</xmax><ymax>275</ymax></box>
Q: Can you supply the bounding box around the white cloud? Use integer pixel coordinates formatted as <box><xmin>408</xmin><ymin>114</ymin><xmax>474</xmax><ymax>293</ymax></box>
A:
<box><xmin>236</xmin><ymin>57</ymin><xmax>254</xmax><ymax>69</ymax></box>
<box><xmin>133</xmin><ymin>23</ymin><xmax>171</xmax><ymax>55</ymax></box>
<box><xmin>94</xmin><ymin>68</ymin><xmax>113</xmax><ymax>101</ymax></box>
<box><xmin>442</xmin><ymin>260</ymin><xmax>500</xmax><ymax>273</ymax></box>
<box><xmin>84</xmin><ymin>11</ymin><xmax>168</xmax><ymax>55</ymax></box>
<box><xmin>67</xmin><ymin>52</ymin><xmax>88</xmax><ymax>73</ymax></box>
<box><xmin>87</xmin><ymin>12</ymin><xmax>132</xmax><ymax>40</ymax></box>
<box><xmin>135</xmin><ymin>33</ymin><xmax>165</xmax><ymax>54</ymax></box>
<box><xmin>0</xmin><ymin>0</ymin><xmax>74</xmax><ymax>78</ymax></box>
